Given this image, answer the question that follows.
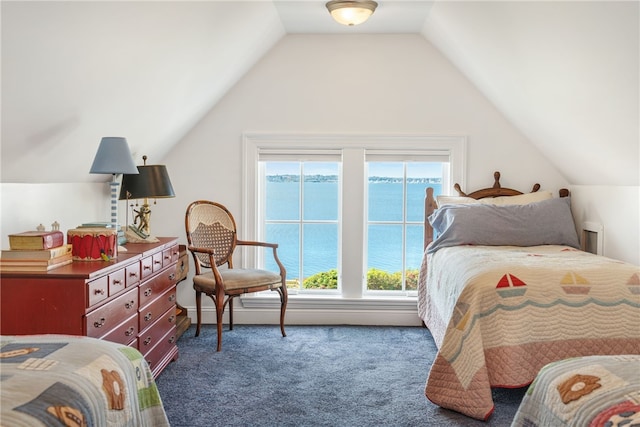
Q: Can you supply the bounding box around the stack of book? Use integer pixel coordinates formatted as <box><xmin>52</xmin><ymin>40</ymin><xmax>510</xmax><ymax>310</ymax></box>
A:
<box><xmin>0</xmin><ymin>230</ymin><xmax>72</xmax><ymax>272</ymax></box>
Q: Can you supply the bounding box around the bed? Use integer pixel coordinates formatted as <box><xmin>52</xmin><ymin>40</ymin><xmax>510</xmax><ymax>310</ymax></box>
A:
<box><xmin>417</xmin><ymin>171</ymin><xmax>640</xmax><ymax>420</ymax></box>
<box><xmin>0</xmin><ymin>334</ymin><xmax>170</xmax><ymax>426</ymax></box>
<box><xmin>511</xmin><ymin>354</ymin><xmax>640</xmax><ymax>426</ymax></box>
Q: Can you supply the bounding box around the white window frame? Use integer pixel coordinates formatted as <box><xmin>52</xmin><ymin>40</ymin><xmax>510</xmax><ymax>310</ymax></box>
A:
<box><xmin>242</xmin><ymin>133</ymin><xmax>466</xmax><ymax>301</ymax></box>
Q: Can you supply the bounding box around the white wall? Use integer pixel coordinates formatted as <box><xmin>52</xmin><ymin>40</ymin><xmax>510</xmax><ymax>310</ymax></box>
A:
<box><xmin>156</xmin><ymin>34</ymin><xmax>570</xmax><ymax>325</ymax></box>
<box><xmin>0</xmin><ymin>183</ymin><xmax>109</xmax><ymax>249</ymax></box>
<box><xmin>570</xmin><ymin>185</ymin><xmax>640</xmax><ymax>265</ymax></box>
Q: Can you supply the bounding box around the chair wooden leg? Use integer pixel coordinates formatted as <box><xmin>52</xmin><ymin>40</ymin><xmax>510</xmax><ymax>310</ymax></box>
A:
<box><xmin>195</xmin><ymin>290</ymin><xmax>202</xmax><ymax>337</ymax></box>
<box><xmin>215</xmin><ymin>292</ymin><xmax>225</xmax><ymax>352</ymax></box>
<box><xmin>228</xmin><ymin>297</ymin><xmax>234</xmax><ymax>331</ymax></box>
<box><xmin>278</xmin><ymin>287</ymin><xmax>288</xmax><ymax>338</ymax></box>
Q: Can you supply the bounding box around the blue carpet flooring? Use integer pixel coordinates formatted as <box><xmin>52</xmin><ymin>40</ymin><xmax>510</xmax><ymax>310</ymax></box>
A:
<box><xmin>155</xmin><ymin>325</ymin><xmax>525</xmax><ymax>426</ymax></box>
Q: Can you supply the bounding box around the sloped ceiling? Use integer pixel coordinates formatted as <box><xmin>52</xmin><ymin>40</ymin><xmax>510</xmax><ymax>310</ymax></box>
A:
<box><xmin>2</xmin><ymin>1</ymin><xmax>638</xmax><ymax>186</ymax></box>
<box><xmin>423</xmin><ymin>1</ymin><xmax>639</xmax><ymax>186</ymax></box>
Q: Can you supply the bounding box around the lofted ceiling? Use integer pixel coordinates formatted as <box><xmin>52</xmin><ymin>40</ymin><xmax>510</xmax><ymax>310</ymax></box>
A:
<box><xmin>1</xmin><ymin>1</ymin><xmax>638</xmax><ymax>186</ymax></box>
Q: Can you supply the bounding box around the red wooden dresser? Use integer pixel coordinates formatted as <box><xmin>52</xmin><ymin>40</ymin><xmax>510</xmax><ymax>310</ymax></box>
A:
<box><xmin>0</xmin><ymin>237</ymin><xmax>180</xmax><ymax>378</ymax></box>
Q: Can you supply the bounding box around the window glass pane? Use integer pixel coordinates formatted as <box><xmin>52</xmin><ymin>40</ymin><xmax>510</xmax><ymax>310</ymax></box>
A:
<box><xmin>405</xmin><ymin>224</ymin><xmax>424</xmax><ymax>291</ymax></box>
<box><xmin>302</xmin><ymin>223</ymin><xmax>338</xmax><ymax>290</ymax></box>
<box><xmin>368</xmin><ymin>162</ymin><xmax>403</xmax><ymax>222</ymax></box>
<box><xmin>266</xmin><ymin>222</ymin><xmax>300</xmax><ymax>289</ymax></box>
<box><xmin>406</xmin><ymin>163</ymin><xmax>443</xmax><ymax>222</ymax></box>
<box><xmin>304</xmin><ymin>163</ymin><xmax>339</xmax><ymax>221</ymax></box>
<box><xmin>367</xmin><ymin>224</ymin><xmax>402</xmax><ymax>291</ymax></box>
<box><xmin>266</xmin><ymin>162</ymin><xmax>299</xmax><ymax>221</ymax></box>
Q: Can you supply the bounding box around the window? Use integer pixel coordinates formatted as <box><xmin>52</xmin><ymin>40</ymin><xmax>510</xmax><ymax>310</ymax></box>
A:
<box><xmin>264</xmin><ymin>161</ymin><xmax>340</xmax><ymax>292</ymax></box>
<box><xmin>366</xmin><ymin>161</ymin><xmax>445</xmax><ymax>294</ymax></box>
<box><xmin>243</xmin><ymin>134</ymin><xmax>466</xmax><ymax>299</ymax></box>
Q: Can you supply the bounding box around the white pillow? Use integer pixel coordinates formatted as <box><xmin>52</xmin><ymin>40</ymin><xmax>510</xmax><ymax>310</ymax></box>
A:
<box><xmin>481</xmin><ymin>191</ymin><xmax>553</xmax><ymax>205</ymax></box>
<box><xmin>436</xmin><ymin>191</ymin><xmax>553</xmax><ymax>207</ymax></box>
<box><xmin>435</xmin><ymin>195</ymin><xmax>477</xmax><ymax>207</ymax></box>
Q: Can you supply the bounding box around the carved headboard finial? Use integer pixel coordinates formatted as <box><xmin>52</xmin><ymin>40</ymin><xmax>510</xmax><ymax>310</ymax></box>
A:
<box><xmin>492</xmin><ymin>171</ymin><xmax>501</xmax><ymax>189</ymax></box>
<box><xmin>454</xmin><ymin>183</ymin><xmax>466</xmax><ymax>197</ymax></box>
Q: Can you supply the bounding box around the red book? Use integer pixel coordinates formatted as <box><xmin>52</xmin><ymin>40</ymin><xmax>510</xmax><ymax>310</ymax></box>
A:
<box><xmin>8</xmin><ymin>231</ymin><xmax>65</xmax><ymax>250</ymax></box>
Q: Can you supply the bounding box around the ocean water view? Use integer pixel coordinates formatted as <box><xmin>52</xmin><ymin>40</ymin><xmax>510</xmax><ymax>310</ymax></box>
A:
<box><xmin>265</xmin><ymin>180</ymin><xmax>442</xmax><ymax>282</ymax></box>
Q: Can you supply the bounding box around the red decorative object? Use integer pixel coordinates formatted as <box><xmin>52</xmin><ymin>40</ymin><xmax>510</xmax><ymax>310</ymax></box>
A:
<box><xmin>67</xmin><ymin>228</ymin><xmax>118</xmax><ymax>261</ymax></box>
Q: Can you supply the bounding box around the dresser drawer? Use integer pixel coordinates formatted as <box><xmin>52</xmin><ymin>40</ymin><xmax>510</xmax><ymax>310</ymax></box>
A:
<box><xmin>101</xmin><ymin>313</ymin><xmax>139</xmax><ymax>345</ymax></box>
<box><xmin>163</xmin><ymin>245</ymin><xmax>180</xmax><ymax>268</ymax></box>
<box><xmin>140</xmin><ymin>255</ymin><xmax>154</xmax><ymax>280</ymax></box>
<box><xmin>87</xmin><ymin>275</ymin><xmax>109</xmax><ymax>307</ymax></box>
<box><xmin>125</xmin><ymin>263</ymin><xmax>140</xmax><ymax>288</ymax></box>
<box><xmin>152</xmin><ymin>252</ymin><xmax>164</xmax><ymax>274</ymax></box>
<box><xmin>138</xmin><ymin>285</ymin><xmax>176</xmax><ymax>332</ymax></box>
<box><xmin>138</xmin><ymin>305</ymin><xmax>177</xmax><ymax>353</ymax></box>
<box><xmin>108</xmin><ymin>267</ymin><xmax>126</xmax><ymax>296</ymax></box>
<box><xmin>86</xmin><ymin>287</ymin><xmax>138</xmax><ymax>338</ymax></box>
<box><xmin>139</xmin><ymin>265</ymin><xmax>177</xmax><ymax>308</ymax></box>
<box><xmin>142</xmin><ymin>326</ymin><xmax>178</xmax><ymax>376</ymax></box>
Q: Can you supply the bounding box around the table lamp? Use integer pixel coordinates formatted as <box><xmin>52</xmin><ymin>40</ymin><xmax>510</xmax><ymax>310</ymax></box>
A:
<box><xmin>119</xmin><ymin>155</ymin><xmax>175</xmax><ymax>240</ymax></box>
<box><xmin>89</xmin><ymin>137</ymin><xmax>139</xmax><ymax>230</ymax></box>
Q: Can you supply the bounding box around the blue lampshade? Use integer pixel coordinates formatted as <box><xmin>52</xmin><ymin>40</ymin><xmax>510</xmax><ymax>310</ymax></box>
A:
<box><xmin>90</xmin><ymin>137</ymin><xmax>139</xmax><ymax>175</ymax></box>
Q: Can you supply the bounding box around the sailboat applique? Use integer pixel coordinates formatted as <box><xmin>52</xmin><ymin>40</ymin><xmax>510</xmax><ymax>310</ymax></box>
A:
<box><xmin>560</xmin><ymin>271</ymin><xmax>591</xmax><ymax>294</ymax></box>
<box><xmin>627</xmin><ymin>273</ymin><xmax>640</xmax><ymax>295</ymax></box>
<box><xmin>453</xmin><ymin>302</ymin><xmax>471</xmax><ymax>331</ymax></box>
<box><xmin>496</xmin><ymin>274</ymin><xmax>527</xmax><ymax>297</ymax></box>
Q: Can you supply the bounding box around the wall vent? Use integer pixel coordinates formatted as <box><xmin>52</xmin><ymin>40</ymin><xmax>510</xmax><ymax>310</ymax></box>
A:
<box><xmin>581</xmin><ymin>221</ymin><xmax>603</xmax><ymax>255</ymax></box>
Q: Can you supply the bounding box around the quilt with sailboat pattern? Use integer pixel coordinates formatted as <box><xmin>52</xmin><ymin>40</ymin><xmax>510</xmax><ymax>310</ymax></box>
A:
<box><xmin>0</xmin><ymin>335</ymin><xmax>170</xmax><ymax>427</ymax></box>
<box><xmin>417</xmin><ymin>244</ymin><xmax>640</xmax><ymax>420</ymax></box>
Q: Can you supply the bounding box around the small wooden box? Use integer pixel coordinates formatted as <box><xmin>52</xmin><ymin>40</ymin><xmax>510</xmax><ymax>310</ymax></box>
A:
<box><xmin>67</xmin><ymin>228</ymin><xmax>118</xmax><ymax>261</ymax></box>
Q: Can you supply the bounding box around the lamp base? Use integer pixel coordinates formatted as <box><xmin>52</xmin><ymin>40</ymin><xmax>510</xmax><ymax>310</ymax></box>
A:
<box><xmin>124</xmin><ymin>226</ymin><xmax>159</xmax><ymax>243</ymax></box>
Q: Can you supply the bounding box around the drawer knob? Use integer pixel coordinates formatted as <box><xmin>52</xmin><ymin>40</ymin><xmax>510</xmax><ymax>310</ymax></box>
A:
<box><xmin>112</xmin><ymin>279</ymin><xmax>122</xmax><ymax>285</ymax></box>
<box><xmin>144</xmin><ymin>312</ymin><xmax>153</xmax><ymax>322</ymax></box>
<box><xmin>144</xmin><ymin>265</ymin><xmax>152</xmax><ymax>271</ymax></box>
<box><xmin>169</xmin><ymin>315</ymin><xmax>175</xmax><ymax>323</ymax></box>
<box><xmin>125</xmin><ymin>327</ymin><xmax>135</xmax><ymax>337</ymax></box>
<box><xmin>169</xmin><ymin>294</ymin><xmax>176</xmax><ymax>302</ymax></box>
<box><xmin>144</xmin><ymin>289</ymin><xmax>152</xmax><ymax>297</ymax></box>
<box><xmin>125</xmin><ymin>300</ymin><xmax>135</xmax><ymax>309</ymax></box>
<box><xmin>169</xmin><ymin>273</ymin><xmax>176</xmax><ymax>281</ymax></box>
<box><xmin>154</xmin><ymin>259</ymin><xmax>161</xmax><ymax>265</ymax></box>
<box><xmin>128</xmin><ymin>272</ymin><xmax>138</xmax><ymax>278</ymax></box>
<box><xmin>143</xmin><ymin>337</ymin><xmax>152</xmax><ymax>346</ymax></box>
<box><xmin>94</xmin><ymin>288</ymin><xmax>105</xmax><ymax>295</ymax></box>
<box><xmin>94</xmin><ymin>318</ymin><xmax>106</xmax><ymax>328</ymax></box>
<box><xmin>169</xmin><ymin>335</ymin><xmax>176</xmax><ymax>344</ymax></box>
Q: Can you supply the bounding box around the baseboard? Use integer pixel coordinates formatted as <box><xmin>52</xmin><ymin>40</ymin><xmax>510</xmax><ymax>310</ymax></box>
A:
<box><xmin>182</xmin><ymin>304</ymin><xmax>422</xmax><ymax>326</ymax></box>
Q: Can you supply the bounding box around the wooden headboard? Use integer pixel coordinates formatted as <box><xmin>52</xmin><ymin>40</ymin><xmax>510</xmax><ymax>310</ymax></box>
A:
<box><xmin>423</xmin><ymin>171</ymin><xmax>569</xmax><ymax>250</ymax></box>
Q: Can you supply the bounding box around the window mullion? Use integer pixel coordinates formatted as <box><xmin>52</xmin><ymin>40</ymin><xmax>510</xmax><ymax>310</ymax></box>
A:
<box><xmin>341</xmin><ymin>148</ymin><xmax>365</xmax><ymax>298</ymax></box>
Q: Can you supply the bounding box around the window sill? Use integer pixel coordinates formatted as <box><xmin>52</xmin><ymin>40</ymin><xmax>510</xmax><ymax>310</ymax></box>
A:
<box><xmin>240</xmin><ymin>293</ymin><xmax>418</xmax><ymax>311</ymax></box>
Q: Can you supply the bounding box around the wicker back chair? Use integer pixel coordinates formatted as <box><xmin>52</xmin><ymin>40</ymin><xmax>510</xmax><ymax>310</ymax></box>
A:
<box><xmin>185</xmin><ymin>200</ymin><xmax>287</xmax><ymax>351</ymax></box>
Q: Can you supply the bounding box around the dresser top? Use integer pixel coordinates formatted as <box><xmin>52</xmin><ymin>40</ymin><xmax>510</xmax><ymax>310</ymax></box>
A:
<box><xmin>0</xmin><ymin>237</ymin><xmax>177</xmax><ymax>280</ymax></box>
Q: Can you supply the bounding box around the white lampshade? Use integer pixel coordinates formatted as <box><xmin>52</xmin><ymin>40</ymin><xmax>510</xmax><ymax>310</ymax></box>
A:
<box><xmin>326</xmin><ymin>0</ymin><xmax>378</xmax><ymax>26</ymax></box>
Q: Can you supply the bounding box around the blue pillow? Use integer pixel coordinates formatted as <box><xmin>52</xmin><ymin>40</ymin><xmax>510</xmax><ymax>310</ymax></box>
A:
<box><xmin>427</xmin><ymin>197</ymin><xmax>580</xmax><ymax>254</ymax></box>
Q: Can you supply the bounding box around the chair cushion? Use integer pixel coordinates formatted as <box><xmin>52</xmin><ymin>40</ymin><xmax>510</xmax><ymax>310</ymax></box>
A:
<box><xmin>193</xmin><ymin>268</ymin><xmax>283</xmax><ymax>292</ymax></box>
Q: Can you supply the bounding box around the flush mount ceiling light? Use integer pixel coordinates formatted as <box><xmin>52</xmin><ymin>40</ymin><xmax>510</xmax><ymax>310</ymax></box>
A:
<box><xmin>326</xmin><ymin>0</ymin><xmax>378</xmax><ymax>26</ymax></box>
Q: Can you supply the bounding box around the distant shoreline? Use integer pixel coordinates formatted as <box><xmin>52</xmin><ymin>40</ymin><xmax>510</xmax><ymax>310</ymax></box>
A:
<box><xmin>267</xmin><ymin>175</ymin><xmax>442</xmax><ymax>184</ymax></box>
